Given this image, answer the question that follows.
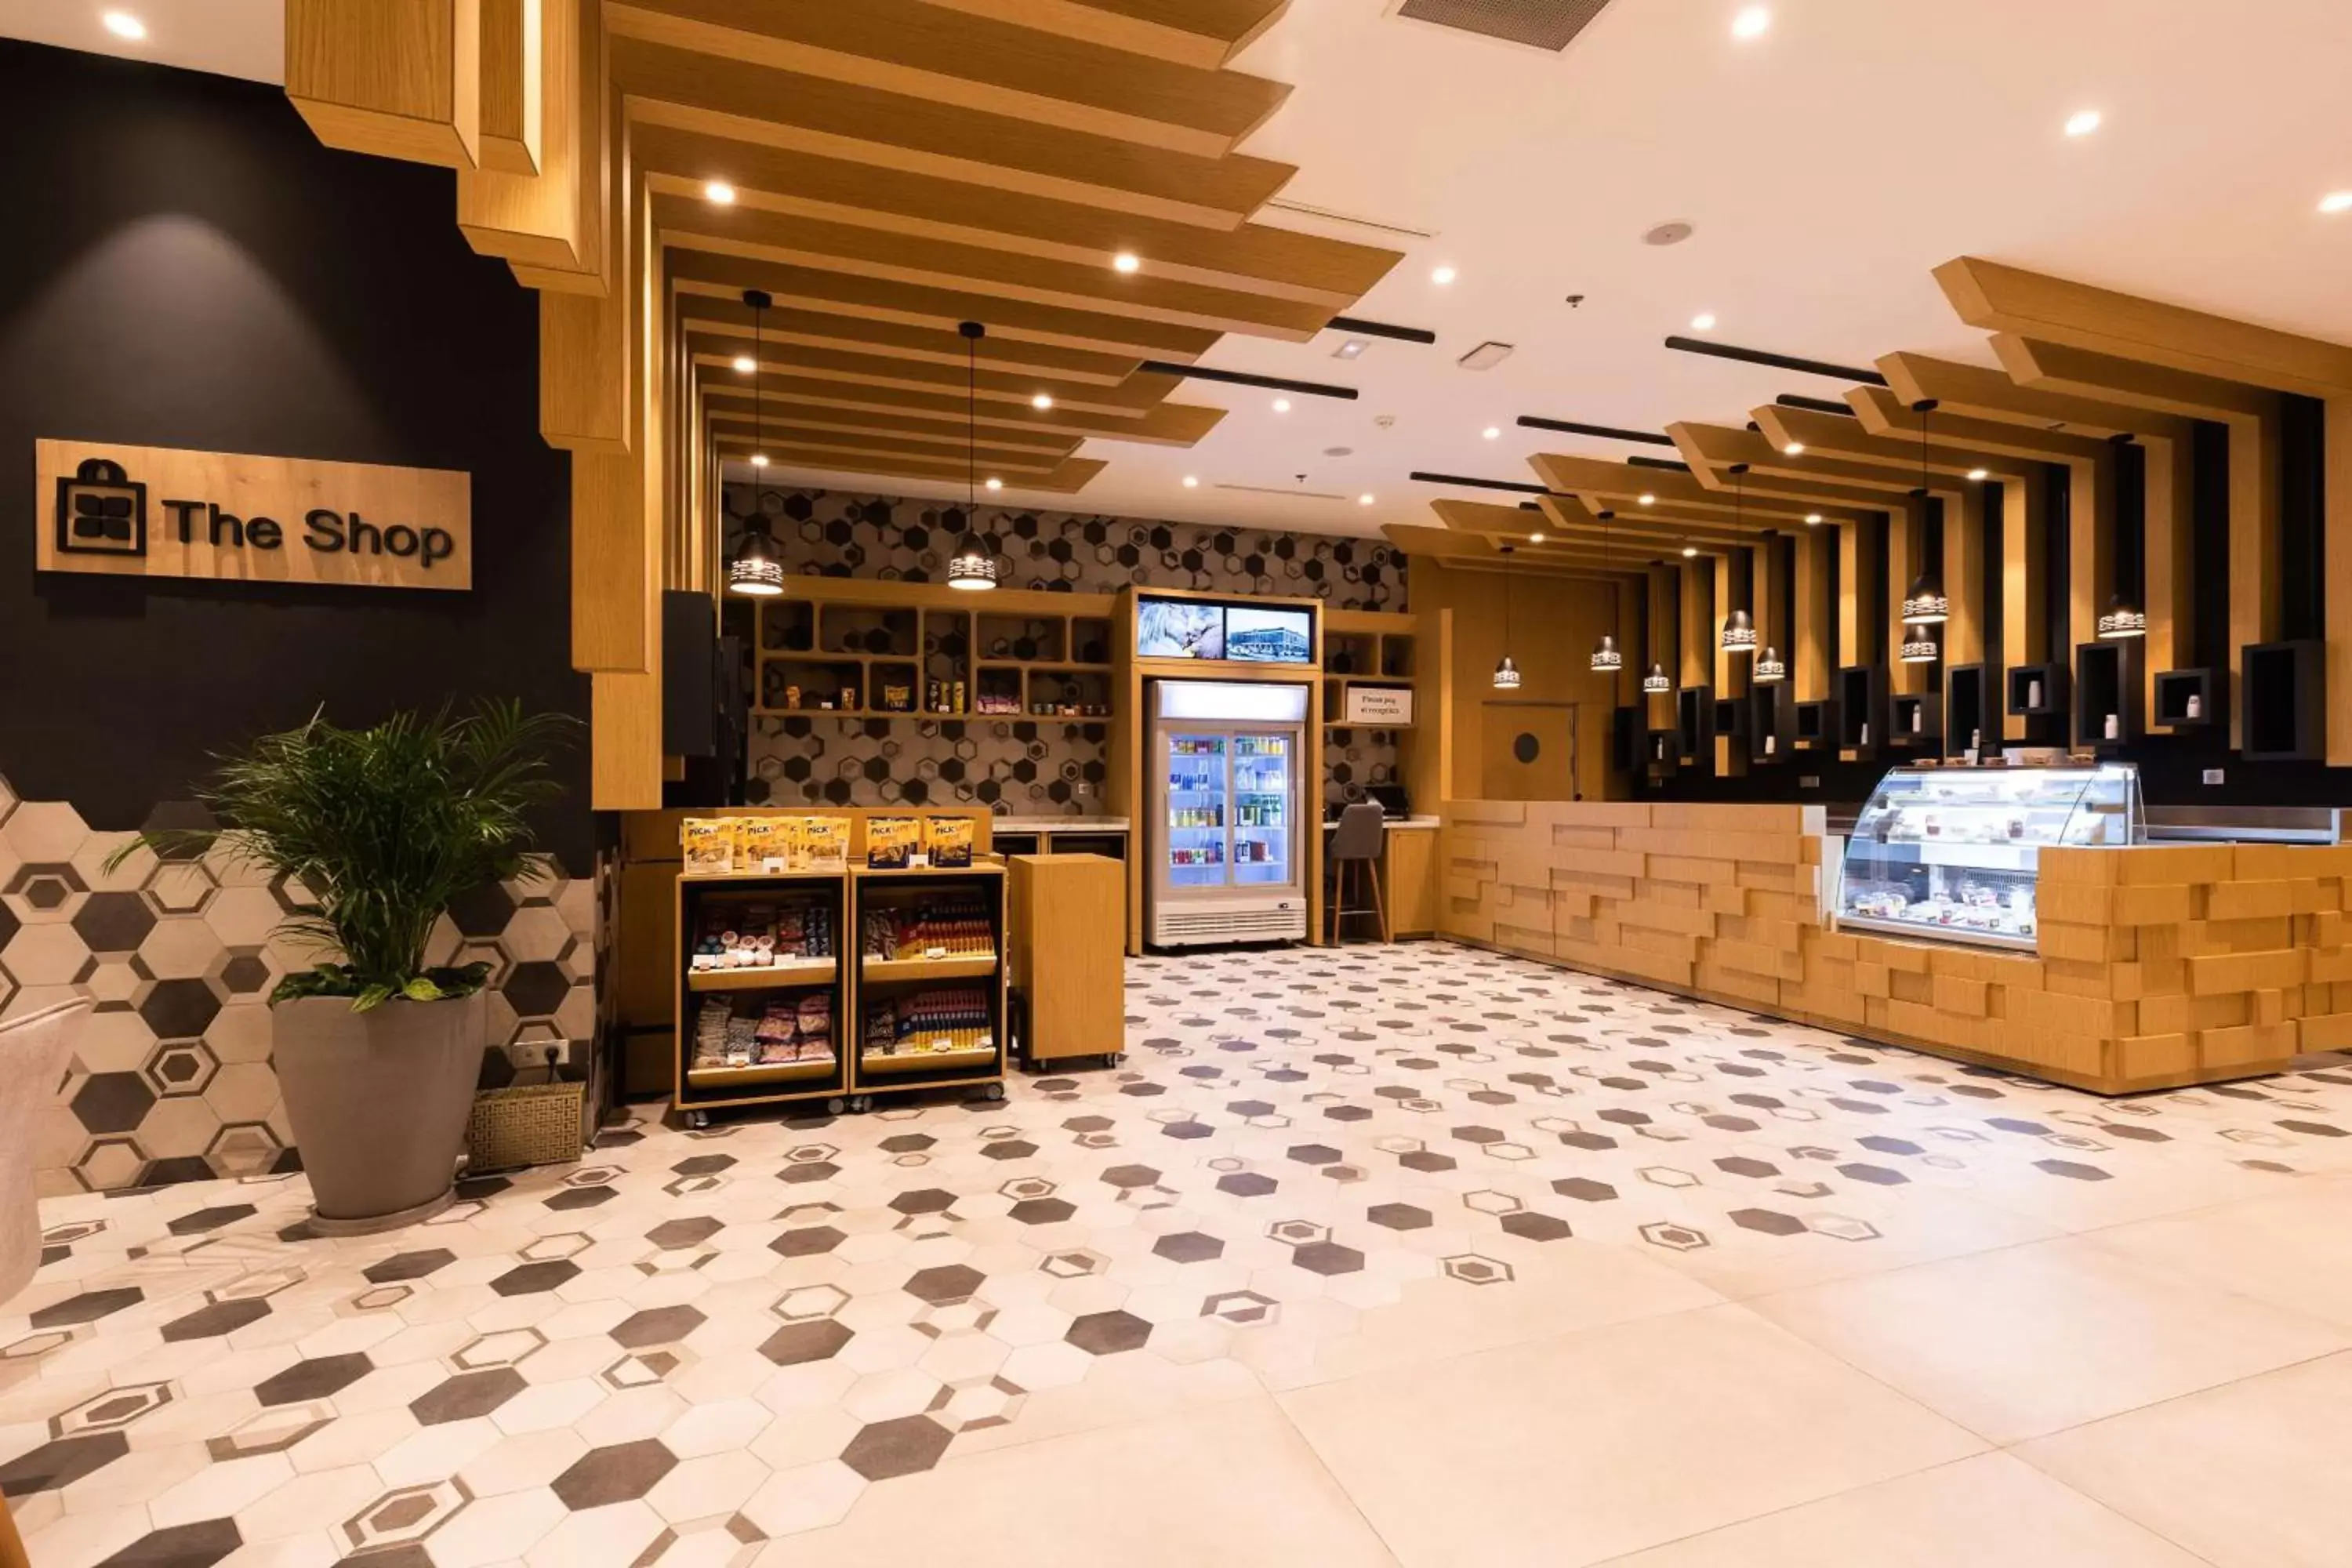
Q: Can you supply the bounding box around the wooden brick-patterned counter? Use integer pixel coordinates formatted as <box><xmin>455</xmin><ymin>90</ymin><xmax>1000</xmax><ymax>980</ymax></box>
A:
<box><xmin>1440</xmin><ymin>800</ymin><xmax>2352</xmax><ymax>1094</ymax></box>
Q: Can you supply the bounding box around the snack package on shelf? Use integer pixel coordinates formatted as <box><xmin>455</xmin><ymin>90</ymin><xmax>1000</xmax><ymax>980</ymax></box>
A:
<box><xmin>802</xmin><ymin>818</ymin><xmax>848</xmax><ymax>871</ymax></box>
<box><xmin>737</xmin><ymin>817</ymin><xmax>792</xmax><ymax>873</ymax></box>
<box><xmin>681</xmin><ymin>818</ymin><xmax>734</xmax><ymax>875</ymax></box>
<box><xmin>691</xmin><ymin>996</ymin><xmax>733</xmax><ymax>1066</ymax></box>
<box><xmin>924</xmin><ymin>815</ymin><xmax>975</xmax><ymax>869</ymax></box>
<box><xmin>689</xmin><ymin>897</ymin><xmax>836</xmax><ymax>969</ymax></box>
<box><xmin>859</xmin><ymin>893</ymin><xmax>993</xmax><ymax>960</ymax></box>
<box><xmin>866</xmin><ymin>815</ymin><xmax>921</xmax><ymax>869</ymax></box>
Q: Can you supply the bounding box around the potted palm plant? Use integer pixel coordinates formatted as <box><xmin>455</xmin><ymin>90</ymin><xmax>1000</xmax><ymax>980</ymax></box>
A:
<box><xmin>115</xmin><ymin>701</ymin><xmax>575</xmax><ymax>1232</ymax></box>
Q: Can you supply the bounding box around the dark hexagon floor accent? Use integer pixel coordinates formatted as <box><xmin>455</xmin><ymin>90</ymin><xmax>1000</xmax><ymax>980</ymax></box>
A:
<box><xmin>760</xmin><ymin>1319</ymin><xmax>855</xmax><ymax>1365</ymax></box>
<box><xmin>840</xmin><ymin>1415</ymin><xmax>953</xmax><ymax>1482</ymax></box>
<box><xmin>612</xmin><ymin>1306</ymin><xmax>706</xmax><ymax>1348</ymax></box>
<box><xmin>1065</xmin><ymin>1309</ymin><xmax>1152</xmax><ymax>1355</ymax></box>
<box><xmin>256</xmin><ymin>1353</ymin><xmax>374</xmax><ymax>1407</ymax></box>
<box><xmin>552</xmin><ymin>1439</ymin><xmax>677</xmax><ymax>1509</ymax></box>
<box><xmin>94</xmin><ymin>1517</ymin><xmax>242</xmax><ymax>1567</ymax></box>
<box><xmin>410</xmin><ymin>1367</ymin><xmax>528</xmax><ymax>1425</ymax></box>
<box><xmin>159</xmin><ymin>1298</ymin><xmax>271</xmax><ymax>1343</ymax></box>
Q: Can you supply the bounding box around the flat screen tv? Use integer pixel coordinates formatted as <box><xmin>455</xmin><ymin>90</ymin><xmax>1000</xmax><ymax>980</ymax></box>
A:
<box><xmin>1137</xmin><ymin>599</ymin><xmax>1224</xmax><ymax>660</ymax></box>
<box><xmin>1224</xmin><ymin>605</ymin><xmax>1313</xmax><ymax>664</ymax></box>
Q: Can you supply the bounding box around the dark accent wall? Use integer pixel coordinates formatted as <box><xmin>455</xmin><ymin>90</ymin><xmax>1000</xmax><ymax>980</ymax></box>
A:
<box><xmin>0</xmin><ymin>42</ymin><xmax>589</xmax><ymax>867</ymax></box>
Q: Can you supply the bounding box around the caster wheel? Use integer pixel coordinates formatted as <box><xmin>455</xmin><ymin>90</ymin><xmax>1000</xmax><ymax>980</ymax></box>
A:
<box><xmin>825</xmin><ymin>1097</ymin><xmax>846</xmax><ymax>1116</ymax></box>
<box><xmin>686</xmin><ymin>1110</ymin><xmax>710</xmax><ymax>1130</ymax></box>
<box><xmin>985</xmin><ymin>1083</ymin><xmax>1006</xmax><ymax>1102</ymax></box>
<box><xmin>851</xmin><ymin>1095</ymin><xmax>873</xmax><ymax>1114</ymax></box>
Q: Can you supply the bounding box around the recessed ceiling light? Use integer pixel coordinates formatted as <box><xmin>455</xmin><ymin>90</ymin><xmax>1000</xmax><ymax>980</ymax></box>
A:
<box><xmin>1182</xmin><ymin>475</ymin><xmax>1199</xmax><ymax>488</ymax></box>
<box><xmin>101</xmin><ymin>10</ymin><xmax>145</xmax><ymax>39</ymax></box>
<box><xmin>731</xmin><ymin>354</ymin><xmax>757</xmax><ymax>373</ymax></box>
<box><xmin>1805</xmin><ymin>512</ymin><xmax>1823</xmax><ymax>524</ymax></box>
<box><xmin>1731</xmin><ymin>5</ymin><xmax>1770</xmax><ymax>40</ymax></box>
<box><xmin>1690</xmin><ymin>312</ymin><xmax>1717</xmax><ymax>332</ymax></box>
<box><xmin>2064</xmin><ymin>108</ymin><xmax>2102</xmax><ymax>137</ymax></box>
<box><xmin>1529</xmin><ymin>532</ymin><xmax>1546</xmax><ymax>544</ymax></box>
<box><xmin>1638</xmin><ymin>493</ymin><xmax>1657</xmax><ymax>506</ymax></box>
<box><xmin>2321</xmin><ymin>191</ymin><xmax>2352</xmax><ymax>215</ymax></box>
<box><xmin>1358</xmin><ymin>493</ymin><xmax>1375</xmax><ymax>506</ymax></box>
<box><xmin>1781</xmin><ymin>441</ymin><xmax>1804</xmax><ymax>456</ymax></box>
<box><xmin>985</xmin><ymin>477</ymin><xmax>1003</xmax><ymax>491</ymax></box>
<box><xmin>1333</xmin><ymin>338</ymin><xmax>1369</xmax><ymax>360</ymax></box>
<box><xmin>1272</xmin><ymin>397</ymin><xmax>1292</xmax><ymax>413</ymax></box>
<box><xmin>1112</xmin><ymin>252</ymin><xmax>1141</xmax><ymax>274</ymax></box>
<box><xmin>1431</xmin><ymin>265</ymin><xmax>1457</xmax><ymax>285</ymax></box>
<box><xmin>704</xmin><ymin>180</ymin><xmax>736</xmax><ymax>205</ymax></box>
<box><xmin>1682</xmin><ymin>546</ymin><xmax>1699</xmax><ymax>557</ymax></box>
<box><xmin>1967</xmin><ymin>467</ymin><xmax>1990</xmax><ymax>481</ymax></box>
<box><xmin>1483</xmin><ymin>426</ymin><xmax>1501</xmax><ymax>441</ymax></box>
<box><xmin>750</xmin><ymin>453</ymin><xmax>770</xmax><ymax>468</ymax></box>
<box><xmin>1031</xmin><ymin>393</ymin><xmax>1054</xmax><ymax>410</ymax></box>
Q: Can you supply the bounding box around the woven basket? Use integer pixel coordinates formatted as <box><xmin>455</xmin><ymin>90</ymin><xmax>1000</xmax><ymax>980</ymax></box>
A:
<box><xmin>467</xmin><ymin>1080</ymin><xmax>583</xmax><ymax>1173</ymax></box>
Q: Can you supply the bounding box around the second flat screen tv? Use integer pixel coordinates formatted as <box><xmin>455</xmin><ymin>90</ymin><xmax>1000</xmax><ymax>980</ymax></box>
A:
<box><xmin>1224</xmin><ymin>605</ymin><xmax>1313</xmax><ymax>664</ymax></box>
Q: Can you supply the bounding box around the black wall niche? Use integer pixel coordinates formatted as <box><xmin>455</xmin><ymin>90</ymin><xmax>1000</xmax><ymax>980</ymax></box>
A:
<box><xmin>0</xmin><ymin>42</ymin><xmax>590</xmax><ymax>869</ymax></box>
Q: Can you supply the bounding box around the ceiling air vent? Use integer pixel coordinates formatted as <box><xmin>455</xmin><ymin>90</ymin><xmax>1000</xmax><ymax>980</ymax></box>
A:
<box><xmin>1392</xmin><ymin>0</ymin><xmax>1614</xmax><ymax>53</ymax></box>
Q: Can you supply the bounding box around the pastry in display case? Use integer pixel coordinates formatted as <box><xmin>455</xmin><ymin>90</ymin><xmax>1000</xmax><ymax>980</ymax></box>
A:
<box><xmin>1835</xmin><ymin>762</ymin><xmax>2142</xmax><ymax>950</ymax></box>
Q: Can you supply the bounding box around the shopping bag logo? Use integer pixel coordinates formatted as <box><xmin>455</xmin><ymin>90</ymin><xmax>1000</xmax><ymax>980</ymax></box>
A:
<box><xmin>55</xmin><ymin>456</ymin><xmax>147</xmax><ymax>557</ymax></box>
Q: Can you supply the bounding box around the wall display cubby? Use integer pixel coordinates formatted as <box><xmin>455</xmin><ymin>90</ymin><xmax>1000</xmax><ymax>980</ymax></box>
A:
<box><xmin>1750</xmin><ymin>683</ymin><xmax>1794</xmax><ymax>764</ymax></box>
<box><xmin>1320</xmin><ymin>624</ymin><xmax>1417</xmax><ymax>729</ymax></box>
<box><xmin>1889</xmin><ymin>690</ymin><xmax>1942</xmax><ymax>751</ymax></box>
<box><xmin>2241</xmin><ymin>640</ymin><xmax>2326</xmax><ymax>762</ymax></box>
<box><xmin>1836</xmin><ymin>666</ymin><xmax>1888</xmax><ymax>757</ymax></box>
<box><xmin>757</xmin><ymin>586</ymin><xmax>1116</xmax><ymax>721</ymax></box>
<box><xmin>2073</xmin><ymin>641</ymin><xmax>2140</xmax><ymax>750</ymax></box>
<box><xmin>2152</xmin><ymin>668</ymin><xmax>2218</xmax><ymax>731</ymax></box>
<box><xmin>1944</xmin><ymin>665</ymin><xmax>1991</xmax><ymax>758</ymax></box>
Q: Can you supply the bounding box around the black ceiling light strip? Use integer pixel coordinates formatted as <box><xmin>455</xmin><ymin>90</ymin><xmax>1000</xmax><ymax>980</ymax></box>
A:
<box><xmin>1515</xmin><ymin>416</ymin><xmax>1676</xmax><ymax>447</ymax></box>
<box><xmin>1326</xmin><ymin>315</ymin><xmax>1436</xmax><ymax>344</ymax></box>
<box><xmin>1776</xmin><ymin>394</ymin><xmax>1857</xmax><ymax>416</ymax></box>
<box><xmin>1625</xmin><ymin>456</ymin><xmax>1692</xmax><ymax>472</ymax></box>
<box><xmin>1662</xmin><ymin>336</ymin><xmax>1889</xmax><ymax>385</ymax></box>
<box><xmin>1409</xmin><ymin>470</ymin><xmax>1556</xmax><ymax>495</ymax></box>
<box><xmin>1134</xmin><ymin>360</ymin><xmax>1359</xmax><ymax>399</ymax></box>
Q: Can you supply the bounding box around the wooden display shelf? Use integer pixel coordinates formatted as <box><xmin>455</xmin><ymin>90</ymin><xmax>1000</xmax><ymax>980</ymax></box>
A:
<box><xmin>684</xmin><ymin>1057</ymin><xmax>837</xmax><ymax>1089</ymax></box>
<box><xmin>854</xmin><ymin>860</ymin><xmax>1007</xmax><ymax>878</ymax></box>
<box><xmin>681</xmin><ymin>867</ymin><xmax>845</xmax><ymax>884</ymax></box>
<box><xmin>861</xmin><ymin>953</ymin><xmax>1000</xmax><ymax>982</ymax></box>
<box><xmin>688</xmin><ymin>960</ymin><xmax>837</xmax><ymax>991</ymax></box>
<box><xmin>858</xmin><ymin>1045</ymin><xmax>997</xmax><ymax>1076</ymax></box>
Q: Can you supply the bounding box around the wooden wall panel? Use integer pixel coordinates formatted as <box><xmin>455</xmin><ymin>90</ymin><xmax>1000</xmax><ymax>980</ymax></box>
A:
<box><xmin>459</xmin><ymin>0</ymin><xmax>587</xmax><ymax>271</ymax></box>
<box><xmin>2002</xmin><ymin>477</ymin><xmax>2047</xmax><ymax>741</ymax></box>
<box><xmin>1678</xmin><ymin>561</ymin><xmax>1710</xmax><ymax>688</ymax></box>
<box><xmin>1795</xmin><ymin>526</ymin><xmax>1829</xmax><ymax>700</ymax></box>
<box><xmin>477</xmin><ymin>0</ymin><xmax>542</xmax><ymax>174</ymax></box>
<box><xmin>2331</xmin><ymin>399</ymin><xmax>2352</xmax><ymax>765</ymax></box>
<box><xmin>286</xmin><ymin>0</ymin><xmax>482</xmax><ymax>169</ymax></box>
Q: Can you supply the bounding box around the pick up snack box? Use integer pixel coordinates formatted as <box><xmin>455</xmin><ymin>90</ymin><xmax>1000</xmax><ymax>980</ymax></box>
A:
<box><xmin>923</xmin><ymin>815</ymin><xmax>975</xmax><ymax>869</ymax></box>
<box><xmin>866</xmin><ymin>816</ymin><xmax>922</xmax><ymax>869</ymax></box>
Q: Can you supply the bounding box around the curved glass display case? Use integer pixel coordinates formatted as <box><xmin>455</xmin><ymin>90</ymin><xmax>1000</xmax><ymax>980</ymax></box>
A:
<box><xmin>1836</xmin><ymin>763</ymin><xmax>2143</xmax><ymax>951</ymax></box>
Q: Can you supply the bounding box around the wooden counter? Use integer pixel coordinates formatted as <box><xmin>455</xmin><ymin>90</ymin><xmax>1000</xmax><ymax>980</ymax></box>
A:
<box><xmin>1323</xmin><ymin>817</ymin><xmax>1439</xmax><ymax>939</ymax></box>
<box><xmin>1440</xmin><ymin>799</ymin><xmax>2352</xmax><ymax>1094</ymax></box>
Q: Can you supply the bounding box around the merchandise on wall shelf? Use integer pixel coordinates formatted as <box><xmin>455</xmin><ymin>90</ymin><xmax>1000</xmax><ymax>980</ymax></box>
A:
<box><xmin>861</xmin><ymin>986</ymin><xmax>995</xmax><ymax>1070</ymax></box>
<box><xmin>861</xmin><ymin>892</ymin><xmax>995</xmax><ymax>963</ymax></box>
<box><xmin>690</xmin><ymin>993</ymin><xmax>836</xmax><ymax>1076</ymax></box>
<box><xmin>687</xmin><ymin>897</ymin><xmax>834</xmax><ymax>972</ymax></box>
<box><xmin>680</xmin><ymin>814</ymin><xmax>848</xmax><ymax>875</ymax></box>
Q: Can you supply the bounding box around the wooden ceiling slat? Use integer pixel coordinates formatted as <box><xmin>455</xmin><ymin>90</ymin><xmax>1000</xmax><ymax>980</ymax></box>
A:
<box><xmin>696</xmin><ymin>361</ymin><xmax>1225</xmax><ymax>445</ymax></box>
<box><xmin>1876</xmin><ymin>353</ymin><xmax>2173</xmax><ymax>441</ymax></box>
<box><xmin>715</xmin><ymin>422</ymin><xmax>1070</xmax><ymax>474</ymax></box>
<box><xmin>706</xmin><ymin>403</ymin><xmax>1083</xmax><ymax>459</ymax></box>
<box><xmin>681</xmin><ymin>324</ymin><xmax>1173</xmax><ymax>417</ymax></box>
<box><xmin>1841</xmin><ymin>388</ymin><xmax>2127</xmax><ymax>464</ymax></box>
<box><xmin>668</xmin><ymin>251</ymin><xmax>1220</xmax><ymax>362</ymax></box>
<box><xmin>653</xmin><ymin>197</ymin><xmax>1330</xmax><ymax>339</ymax></box>
<box><xmin>907</xmin><ymin>0</ymin><xmax>1291</xmax><ymax>71</ymax></box>
<box><xmin>610</xmin><ymin>0</ymin><xmax>1290</xmax><ymax>158</ymax></box>
<box><xmin>1528</xmin><ymin>455</ymin><xmax>1880</xmax><ymax>526</ymax></box>
<box><xmin>634</xmin><ymin>128</ymin><xmax>1395</xmax><ymax>307</ymax></box>
<box><xmin>1991</xmin><ymin>336</ymin><xmax>2279</xmax><ymax>423</ymax></box>
<box><xmin>678</xmin><ymin>302</ymin><xmax>1145</xmax><ymax>389</ymax></box>
<box><xmin>612</xmin><ymin>36</ymin><xmax>1292</xmax><ymax>231</ymax></box>
<box><xmin>716</xmin><ymin>438</ymin><xmax>1109</xmax><ymax>495</ymax></box>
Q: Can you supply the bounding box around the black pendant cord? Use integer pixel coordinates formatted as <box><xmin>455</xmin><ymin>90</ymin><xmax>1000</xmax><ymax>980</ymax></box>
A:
<box><xmin>753</xmin><ymin>298</ymin><xmax>766</xmax><ymax>510</ymax></box>
<box><xmin>967</xmin><ymin>328</ymin><xmax>978</xmax><ymax>517</ymax></box>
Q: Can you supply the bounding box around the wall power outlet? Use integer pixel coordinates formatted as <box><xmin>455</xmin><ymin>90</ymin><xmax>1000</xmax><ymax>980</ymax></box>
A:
<box><xmin>2202</xmin><ymin>768</ymin><xmax>2226</xmax><ymax>786</ymax></box>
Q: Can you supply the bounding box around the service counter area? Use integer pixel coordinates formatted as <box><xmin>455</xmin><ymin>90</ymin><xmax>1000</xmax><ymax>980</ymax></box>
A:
<box><xmin>1325</xmin><ymin>815</ymin><xmax>1441</xmax><ymax>938</ymax></box>
<box><xmin>1440</xmin><ymin>799</ymin><xmax>2352</xmax><ymax>1094</ymax></box>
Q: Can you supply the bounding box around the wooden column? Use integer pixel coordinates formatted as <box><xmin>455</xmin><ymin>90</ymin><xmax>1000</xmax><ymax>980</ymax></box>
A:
<box><xmin>2002</xmin><ymin>476</ymin><xmax>2048</xmax><ymax>741</ymax></box>
<box><xmin>1678</xmin><ymin>559</ymin><xmax>1711</xmax><ymax>689</ymax></box>
<box><xmin>1796</xmin><ymin>525</ymin><xmax>1830</xmax><ymax>700</ymax></box>
<box><xmin>2069</xmin><ymin>455</ymin><xmax>2112</xmax><ymax>658</ymax></box>
<box><xmin>477</xmin><ymin>0</ymin><xmax>542</xmax><ymax>174</ymax></box>
<box><xmin>1757</xmin><ymin>532</ymin><xmax>1788</xmax><ymax>672</ymax></box>
<box><xmin>2329</xmin><ymin>399</ymin><xmax>2352</xmax><ymax>764</ymax></box>
<box><xmin>2232</xmin><ymin>419</ymin><xmax>2283</xmax><ymax>750</ymax></box>
<box><xmin>1646</xmin><ymin>563</ymin><xmax>1677</xmax><ymax>725</ymax></box>
<box><xmin>1947</xmin><ymin>488</ymin><xmax>1986</xmax><ymax>667</ymax></box>
<box><xmin>1714</xmin><ymin>550</ymin><xmax>1748</xmax><ymax>775</ymax></box>
<box><xmin>1887</xmin><ymin>499</ymin><xmax>1917</xmax><ymax>691</ymax></box>
<box><xmin>460</xmin><ymin>0</ymin><xmax>592</xmax><ymax>274</ymax></box>
<box><xmin>2143</xmin><ymin>434</ymin><xmax>2193</xmax><ymax>726</ymax></box>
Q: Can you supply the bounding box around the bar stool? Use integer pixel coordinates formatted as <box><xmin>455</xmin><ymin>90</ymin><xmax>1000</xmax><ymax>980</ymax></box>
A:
<box><xmin>1327</xmin><ymin>801</ymin><xmax>1388</xmax><ymax>944</ymax></box>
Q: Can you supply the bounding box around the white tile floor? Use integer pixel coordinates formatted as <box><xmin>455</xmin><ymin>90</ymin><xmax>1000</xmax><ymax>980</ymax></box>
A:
<box><xmin>9</xmin><ymin>942</ymin><xmax>2352</xmax><ymax>1566</ymax></box>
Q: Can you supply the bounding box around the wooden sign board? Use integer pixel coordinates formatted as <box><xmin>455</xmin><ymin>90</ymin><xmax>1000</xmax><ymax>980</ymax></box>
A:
<box><xmin>1343</xmin><ymin>684</ymin><xmax>1414</xmax><ymax>725</ymax></box>
<box><xmin>34</xmin><ymin>439</ymin><xmax>472</xmax><ymax>592</ymax></box>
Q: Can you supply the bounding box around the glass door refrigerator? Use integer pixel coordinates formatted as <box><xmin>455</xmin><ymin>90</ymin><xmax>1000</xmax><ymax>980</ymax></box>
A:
<box><xmin>1148</xmin><ymin>680</ymin><xmax>1309</xmax><ymax>946</ymax></box>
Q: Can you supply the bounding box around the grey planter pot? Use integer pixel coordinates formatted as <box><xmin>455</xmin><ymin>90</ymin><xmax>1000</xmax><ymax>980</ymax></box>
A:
<box><xmin>274</xmin><ymin>992</ymin><xmax>486</xmax><ymax>1233</ymax></box>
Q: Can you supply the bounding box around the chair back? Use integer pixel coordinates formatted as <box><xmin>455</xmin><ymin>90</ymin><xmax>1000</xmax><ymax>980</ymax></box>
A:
<box><xmin>1330</xmin><ymin>800</ymin><xmax>1385</xmax><ymax>862</ymax></box>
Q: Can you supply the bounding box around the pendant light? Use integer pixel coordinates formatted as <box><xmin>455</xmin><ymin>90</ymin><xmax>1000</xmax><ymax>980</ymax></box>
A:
<box><xmin>1753</xmin><ymin>647</ymin><xmax>1786</xmax><ymax>683</ymax></box>
<box><xmin>1590</xmin><ymin>508</ymin><xmax>1622</xmax><ymax>673</ymax></box>
<box><xmin>1901</xmin><ymin>399</ymin><xmax>1950</xmax><ymax>625</ymax></box>
<box><xmin>1642</xmin><ymin>662</ymin><xmax>1671</xmax><ymax>695</ymax></box>
<box><xmin>726</xmin><ymin>288</ymin><xmax>785</xmax><ymax>597</ymax></box>
<box><xmin>2097</xmin><ymin>595</ymin><xmax>2147</xmax><ymax>639</ymax></box>
<box><xmin>1719</xmin><ymin>466</ymin><xmax>1755</xmax><ymax>654</ymax></box>
<box><xmin>1493</xmin><ymin>555</ymin><xmax>1522</xmax><ymax>689</ymax></box>
<box><xmin>946</xmin><ymin>321</ymin><xmax>997</xmax><ymax>591</ymax></box>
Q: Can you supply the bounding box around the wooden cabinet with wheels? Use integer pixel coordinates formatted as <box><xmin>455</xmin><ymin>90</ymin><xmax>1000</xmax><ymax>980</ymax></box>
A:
<box><xmin>1007</xmin><ymin>853</ymin><xmax>1126</xmax><ymax>1067</ymax></box>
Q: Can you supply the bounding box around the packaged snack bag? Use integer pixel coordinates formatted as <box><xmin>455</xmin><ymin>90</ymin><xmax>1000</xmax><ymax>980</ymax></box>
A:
<box><xmin>866</xmin><ymin>816</ymin><xmax>920</xmax><ymax>869</ymax></box>
<box><xmin>739</xmin><ymin>817</ymin><xmax>793</xmax><ymax>873</ymax></box>
<box><xmin>924</xmin><ymin>815</ymin><xmax>975</xmax><ymax>869</ymax></box>
<box><xmin>681</xmin><ymin>818</ymin><xmax>734</xmax><ymax>875</ymax></box>
<box><xmin>804</xmin><ymin>817</ymin><xmax>848</xmax><ymax>871</ymax></box>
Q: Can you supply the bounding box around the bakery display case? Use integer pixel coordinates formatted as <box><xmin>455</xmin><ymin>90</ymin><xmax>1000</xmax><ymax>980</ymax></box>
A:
<box><xmin>1835</xmin><ymin>763</ymin><xmax>2143</xmax><ymax>951</ymax></box>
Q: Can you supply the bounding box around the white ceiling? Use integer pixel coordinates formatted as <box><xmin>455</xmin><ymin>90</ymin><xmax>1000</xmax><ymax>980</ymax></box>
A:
<box><xmin>3</xmin><ymin>0</ymin><xmax>281</xmax><ymax>83</ymax></box>
<box><xmin>17</xmin><ymin>1</ymin><xmax>2352</xmax><ymax>540</ymax></box>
